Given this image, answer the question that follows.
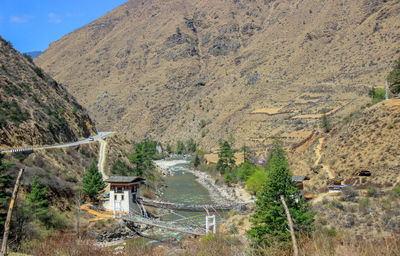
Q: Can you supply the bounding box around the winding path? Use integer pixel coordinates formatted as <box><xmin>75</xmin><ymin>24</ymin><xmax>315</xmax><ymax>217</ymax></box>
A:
<box><xmin>314</xmin><ymin>137</ymin><xmax>334</xmax><ymax>179</ymax></box>
<box><xmin>98</xmin><ymin>138</ymin><xmax>109</xmax><ymax>180</ymax></box>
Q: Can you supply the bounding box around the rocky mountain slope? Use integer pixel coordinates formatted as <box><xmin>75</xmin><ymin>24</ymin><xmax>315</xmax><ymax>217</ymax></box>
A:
<box><xmin>35</xmin><ymin>0</ymin><xmax>400</xmax><ymax>149</ymax></box>
<box><xmin>0</xmin><ymin>37</ymin><xmax>96</xmax><ymax>148</ymax></box>
<box><xmin>289</xmin><ymin>99</ymin><xmax>400</xmax><ymax>191</ymax></box>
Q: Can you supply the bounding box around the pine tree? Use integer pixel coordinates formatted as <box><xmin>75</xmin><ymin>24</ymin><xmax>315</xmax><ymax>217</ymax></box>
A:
<box><xmin>82</xmin><ymin>163</ymin><xmax>106</xmax><ymax>201</ymax></box>
<box><xmin>321</xmin><ymin>113</ymin><xmax>331</xmax><ymax>132</ymax></box>
<box><xmin>193</xmin><ymin>154</ymin><xmax>201</xmax><ymax>167</ymax></box>
<box><xmin>248</xmin><ymin>140</ymin><xmax>314</xmax><ymax>248</ymax></box>
<box><xmin>129</xmin><ymin>140</ymin><xmax>157</xmax><ymax>175</ymax></box>
<box><xmin>216</xmin><ymin>141</ymin><xmax>236</xmax><ymax>175</ymax></box>
<box><xmin>26</xmin><ymin>175</ymin><xmax>49</xmax><ymax>218</ymax></box>
<box><xmin>186</xmin><ymin>138</ymin><xmax>196</xmax><ymax>153</ymax></box>
<box><xmin>176</xmin><ymin>141</ymin><xmax>186</xmax><ymax>154</ymax></box>
<box><xmin>166</xmin><ymin>144</ymin><xmax>172</xmax><ymax>154</ymax></box>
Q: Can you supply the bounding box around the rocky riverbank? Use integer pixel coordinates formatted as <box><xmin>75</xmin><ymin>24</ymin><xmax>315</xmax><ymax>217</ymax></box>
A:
<box><xmin>181</xmin><ymin>167</ymin><xmax>254</xmax><ymax>204</ymax></box>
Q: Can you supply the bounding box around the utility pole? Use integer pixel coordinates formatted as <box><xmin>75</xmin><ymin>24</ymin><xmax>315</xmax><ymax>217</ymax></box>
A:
<box><xmin>1</xmin><ymin>168</ymin><xmax>24</xmax><ymax>256</ymax></box>
<box><xmin>385</xmin><ymin>79</ymin><xmax>389</xmax><ymax>100</ymax></box>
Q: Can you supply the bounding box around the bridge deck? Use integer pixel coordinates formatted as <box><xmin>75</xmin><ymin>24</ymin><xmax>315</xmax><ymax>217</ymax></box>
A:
<box><xmin>142</xmin><ymin>199</ymin><xmax>247</xmax><ymax>212</ymax></box>
<box><xmin>122</xmin><ymin>215</ymin><xmax>205</xmax><ymax>236</ymax></box>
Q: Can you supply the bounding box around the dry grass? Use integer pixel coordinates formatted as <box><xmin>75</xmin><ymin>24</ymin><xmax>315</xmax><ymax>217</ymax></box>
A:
<box><xmin>17</xmin><ymin>230</ymin><xmax>400</xmax><ymax>256</ymax></box>
<box><xmin>24</xmin><ymin>234</ymin><xmax>112</xmax><ymax>256</ymax></box>
<box><xmin>300</xmin><ymin>230</ymin><xmax>400</xmax><ymax>256</ymax></box>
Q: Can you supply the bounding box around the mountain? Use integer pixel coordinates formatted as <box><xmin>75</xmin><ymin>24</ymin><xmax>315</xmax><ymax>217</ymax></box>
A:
<box><xmin>35</xmin><ymin>0</ymin><xmax>400</xmax><ymax>149</ymax></box>
<box><xmin>24</xmin><ymin>51</ymin><xmax>42</xmax><ymax>59</ymax></box>
<box><xmin>0</xmin><ymin>37</ymin><xmax>96</xmax><ymax>148</ymax></box>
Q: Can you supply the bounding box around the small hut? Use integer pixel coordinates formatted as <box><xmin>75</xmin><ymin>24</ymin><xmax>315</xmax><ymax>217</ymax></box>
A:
<box><xmin>292</xmin><ymin>176</ymin><xmax>307</xmax><ymax>197</ymax></box>
<box><xmin>328</xmin><ymin>177</ymin><xmax>345</xmax><ymax>192</ymax></box>
<box><xmin>102</xmin><ymin>176</ymin><xmax>145</xmax><ymax>213</ymax></box>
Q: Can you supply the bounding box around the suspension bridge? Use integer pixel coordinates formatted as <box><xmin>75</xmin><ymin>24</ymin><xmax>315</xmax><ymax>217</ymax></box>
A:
<box><xmin>115</xmin><ymin>202</ymin><xmax>218</xmax><ymax>236</ymax></box>
<box><xmin>141</xmin><ymin>198</ymin><xmax>248</xmax><ymax>211</ymax></box>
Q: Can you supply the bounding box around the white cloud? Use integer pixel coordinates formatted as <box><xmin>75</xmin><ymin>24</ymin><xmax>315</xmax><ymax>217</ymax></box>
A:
<box><xmin>9</xmin><ymin>15</ymin><xmax>33</xmax><ymax>23</ymax></box>
<box><xmin>48</xmin><ymin>12</ymin><xmax>62</xmax><ymax>24</ymax></box>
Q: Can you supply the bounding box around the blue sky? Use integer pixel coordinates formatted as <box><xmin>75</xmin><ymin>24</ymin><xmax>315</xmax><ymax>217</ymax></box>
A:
<box><xmin>0</xmin><ymin>0</ymin><xmax>128</xmax><ymax>53</ymax></box>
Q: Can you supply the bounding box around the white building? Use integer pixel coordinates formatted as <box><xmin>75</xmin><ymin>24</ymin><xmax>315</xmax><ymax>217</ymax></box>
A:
<box><xmin>102</xmin><ymin>176</ymin><xmax>145</xmax><ymax>214</ymax></box>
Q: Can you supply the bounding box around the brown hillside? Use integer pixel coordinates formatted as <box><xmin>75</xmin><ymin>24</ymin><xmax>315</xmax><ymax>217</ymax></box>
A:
<box><xmin>0</xmin><ymin>37</ymin><xmax>96</xmax><ymax>148</ymax></box>
<box><xmin>35</xmin><ymin>0</ymin><xmax>400</xmax><ymax>149</ymax></box>
<box><xmin>290</xmin><ymin>99</ymin><xmax>400</xmax><ymax>191</ymax></box>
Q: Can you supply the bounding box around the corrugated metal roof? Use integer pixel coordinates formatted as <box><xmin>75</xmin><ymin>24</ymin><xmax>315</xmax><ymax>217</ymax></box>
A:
<box><xmin>104</xmin><ymin>176</ymin><xmax>145</xmax><ymax>183</ymax></box>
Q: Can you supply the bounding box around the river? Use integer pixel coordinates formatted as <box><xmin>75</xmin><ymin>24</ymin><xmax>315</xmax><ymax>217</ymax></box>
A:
<box><xmin>133</xmin><ymin>160</ymin><xmax>217</xmax><ymax>244</ymax></box>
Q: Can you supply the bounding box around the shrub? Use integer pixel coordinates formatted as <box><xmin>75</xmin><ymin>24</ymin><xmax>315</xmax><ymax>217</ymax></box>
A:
<box><xmin>64</xmin><ymin>174</ymin><xmax>78</xmax><ymax>183</ymax></box>
<box><xmin>47</xmin><ymin>211</ymin><xmax>70</xmax><ymax>229</ymax></box>
<box><xmin>367</xmin><ymin>186</ymin><xmax>378</xmax><ymax>197</ymax></box>
<box><xmin>33</xmin><ymin>67</ymin><xmax>44</xmax><ymax>78</ymax></box>
<box><xmin>321</xmin><ymin>114</ymin><xmax>331</xmax><ymax>132</ymax></box>
<box><xmin>392</xmin><ymin>185</ymin><xmax>400</xmax><ymax>196</ymax></box>
<box><xmin>245</xmin><ymin>169</ymin><xmax>267</xmax><ymax>194</ymax></box>
<box><xmin>199</xmin><ymin>119</ymin><xmax>206</xmax><ymax>128</ymax></box>
<box><xmin>369</xmin><ymin>87</ymin><xmax>386</xmax><ymax>103</ymax></box>
<box><xmin>23</xmin><ymin>53</ymin><xmax>33</xmax><ymax>62</ymax></box>
<box><xmin>235</xmin><ymin>161</ymin><xmax>261</xmax><ymax>181</ymax></box>
<box><xmin>200</xmin><ymin>234</ymin><xmax>216</xmax><ymax>242</ymax></box>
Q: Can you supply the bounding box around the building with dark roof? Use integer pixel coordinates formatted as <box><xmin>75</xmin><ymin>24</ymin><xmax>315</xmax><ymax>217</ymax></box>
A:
<box><xmin>102</xmin><ymin>176</ymin><xmax>145</xmax><ymax>213</ymax></box>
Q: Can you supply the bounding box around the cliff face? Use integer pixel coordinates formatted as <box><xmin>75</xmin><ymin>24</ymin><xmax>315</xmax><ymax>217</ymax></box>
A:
<box><xmin>0</xmin><ymin>37</ymin><xmax>96</xmax><ymax>148</ymax></box>
<box><xmin>35</xmin><ymin>0</ymin><xmax>400</xmax><ymax>149</ymax></box>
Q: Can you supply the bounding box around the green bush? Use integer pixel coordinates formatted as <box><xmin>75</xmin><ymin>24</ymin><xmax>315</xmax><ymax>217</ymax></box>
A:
<box><xmin>245</xmin><ymin>169</ymin><xmax>267</xmax><ymax>194</ymax></box>
<box><xmin>0</xmin><ymin>99</ymin><xmax>29</xmax><ymax>124</ymax></box>
<box><xmin>369</xmin><ymin>87</ymin><xmax>386</xmax><ymax>103</ymax></box>
<box><xmin>5</xmin><ymin>85</ymin><xmax>23</xmax><ymax>96</ymax></box>
<box><xmin>235</xmin><ymin>161</ymin><xmax>261</xmax><ymax>181</ymax></box>
<box><xmin>33</xmin><ymin>67</ymin><xmax>44</xmax><ymax>78</ymax></box>
<box><xmin>46</xmin><ymin>211</ymin><xmax>70</xmax><ymax>229</ymax></box>
<box><xmin>19</xmin><ymin>83</ymin><xmax>31</xmax><ymax>92</ymax></box>
<box><xmin>200</xmin><ymin>234</ymin><xmax>216</xmax><ymax>242</ymax></box>
<box><xmin>392</xmin><ymin>185</ymin><xmax>400</xmax><ymax>196</ymax></box>
<box><xmin>199</xmin><ymin>119</ymin><xmax>206</xmax><ymax>128</ymax></box>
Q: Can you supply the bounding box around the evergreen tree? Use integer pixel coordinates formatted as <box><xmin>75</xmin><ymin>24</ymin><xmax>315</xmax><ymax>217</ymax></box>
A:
<box><xmin>176</xmin><ymin>141</ymin><xmax>186</xmax><ymax>154</ymax></box>
<box><xmin>248</xmin><ymin>140</ymin><xmax>314</xmax><ymax>248</ymax></box>
<box><xmin>82</xmin><ymin>163</ymin><xmax>106</xmax><ymax>201</ymax></box>
<box><xmin>388</xmin><ymin>57</ymin><xmax>400</xmax><ymax>94</ymax></box>
<box><xmin>321</xmin><ymin>113</ymin><xmax>331</xmax><ymax>132</ymax></box>
<box><xmin>186</xmin><ymin>138</ymin><xmax>197</xmax><ymax>153</ymax></box>
<box><xmin>129</xmin><ymin>140</ymin><xmax>157</xmax><ymax>175</ymax></box>
<box><xmin>26</xmin><ymin>175</ymin><xmax>49</xmax><ymax>218</ymax></box>
<box><xmin>216</xmin><ymin>141</ymin><xmax>236</xmax><ymax>175</ymax></box>
<box><xmin>193</xmin><ymin>154</ymin><xmax>201</xmax><ymax>167</ymax></box>
<box><xmin>166</xmin><ymin>144</ymin><xmax>172</xmax><ymax>154</ymax></box>
<box><xmin>0</xmin><ymin>153</ymin><xmax>13</xmax><ymax>230</ymax></box>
